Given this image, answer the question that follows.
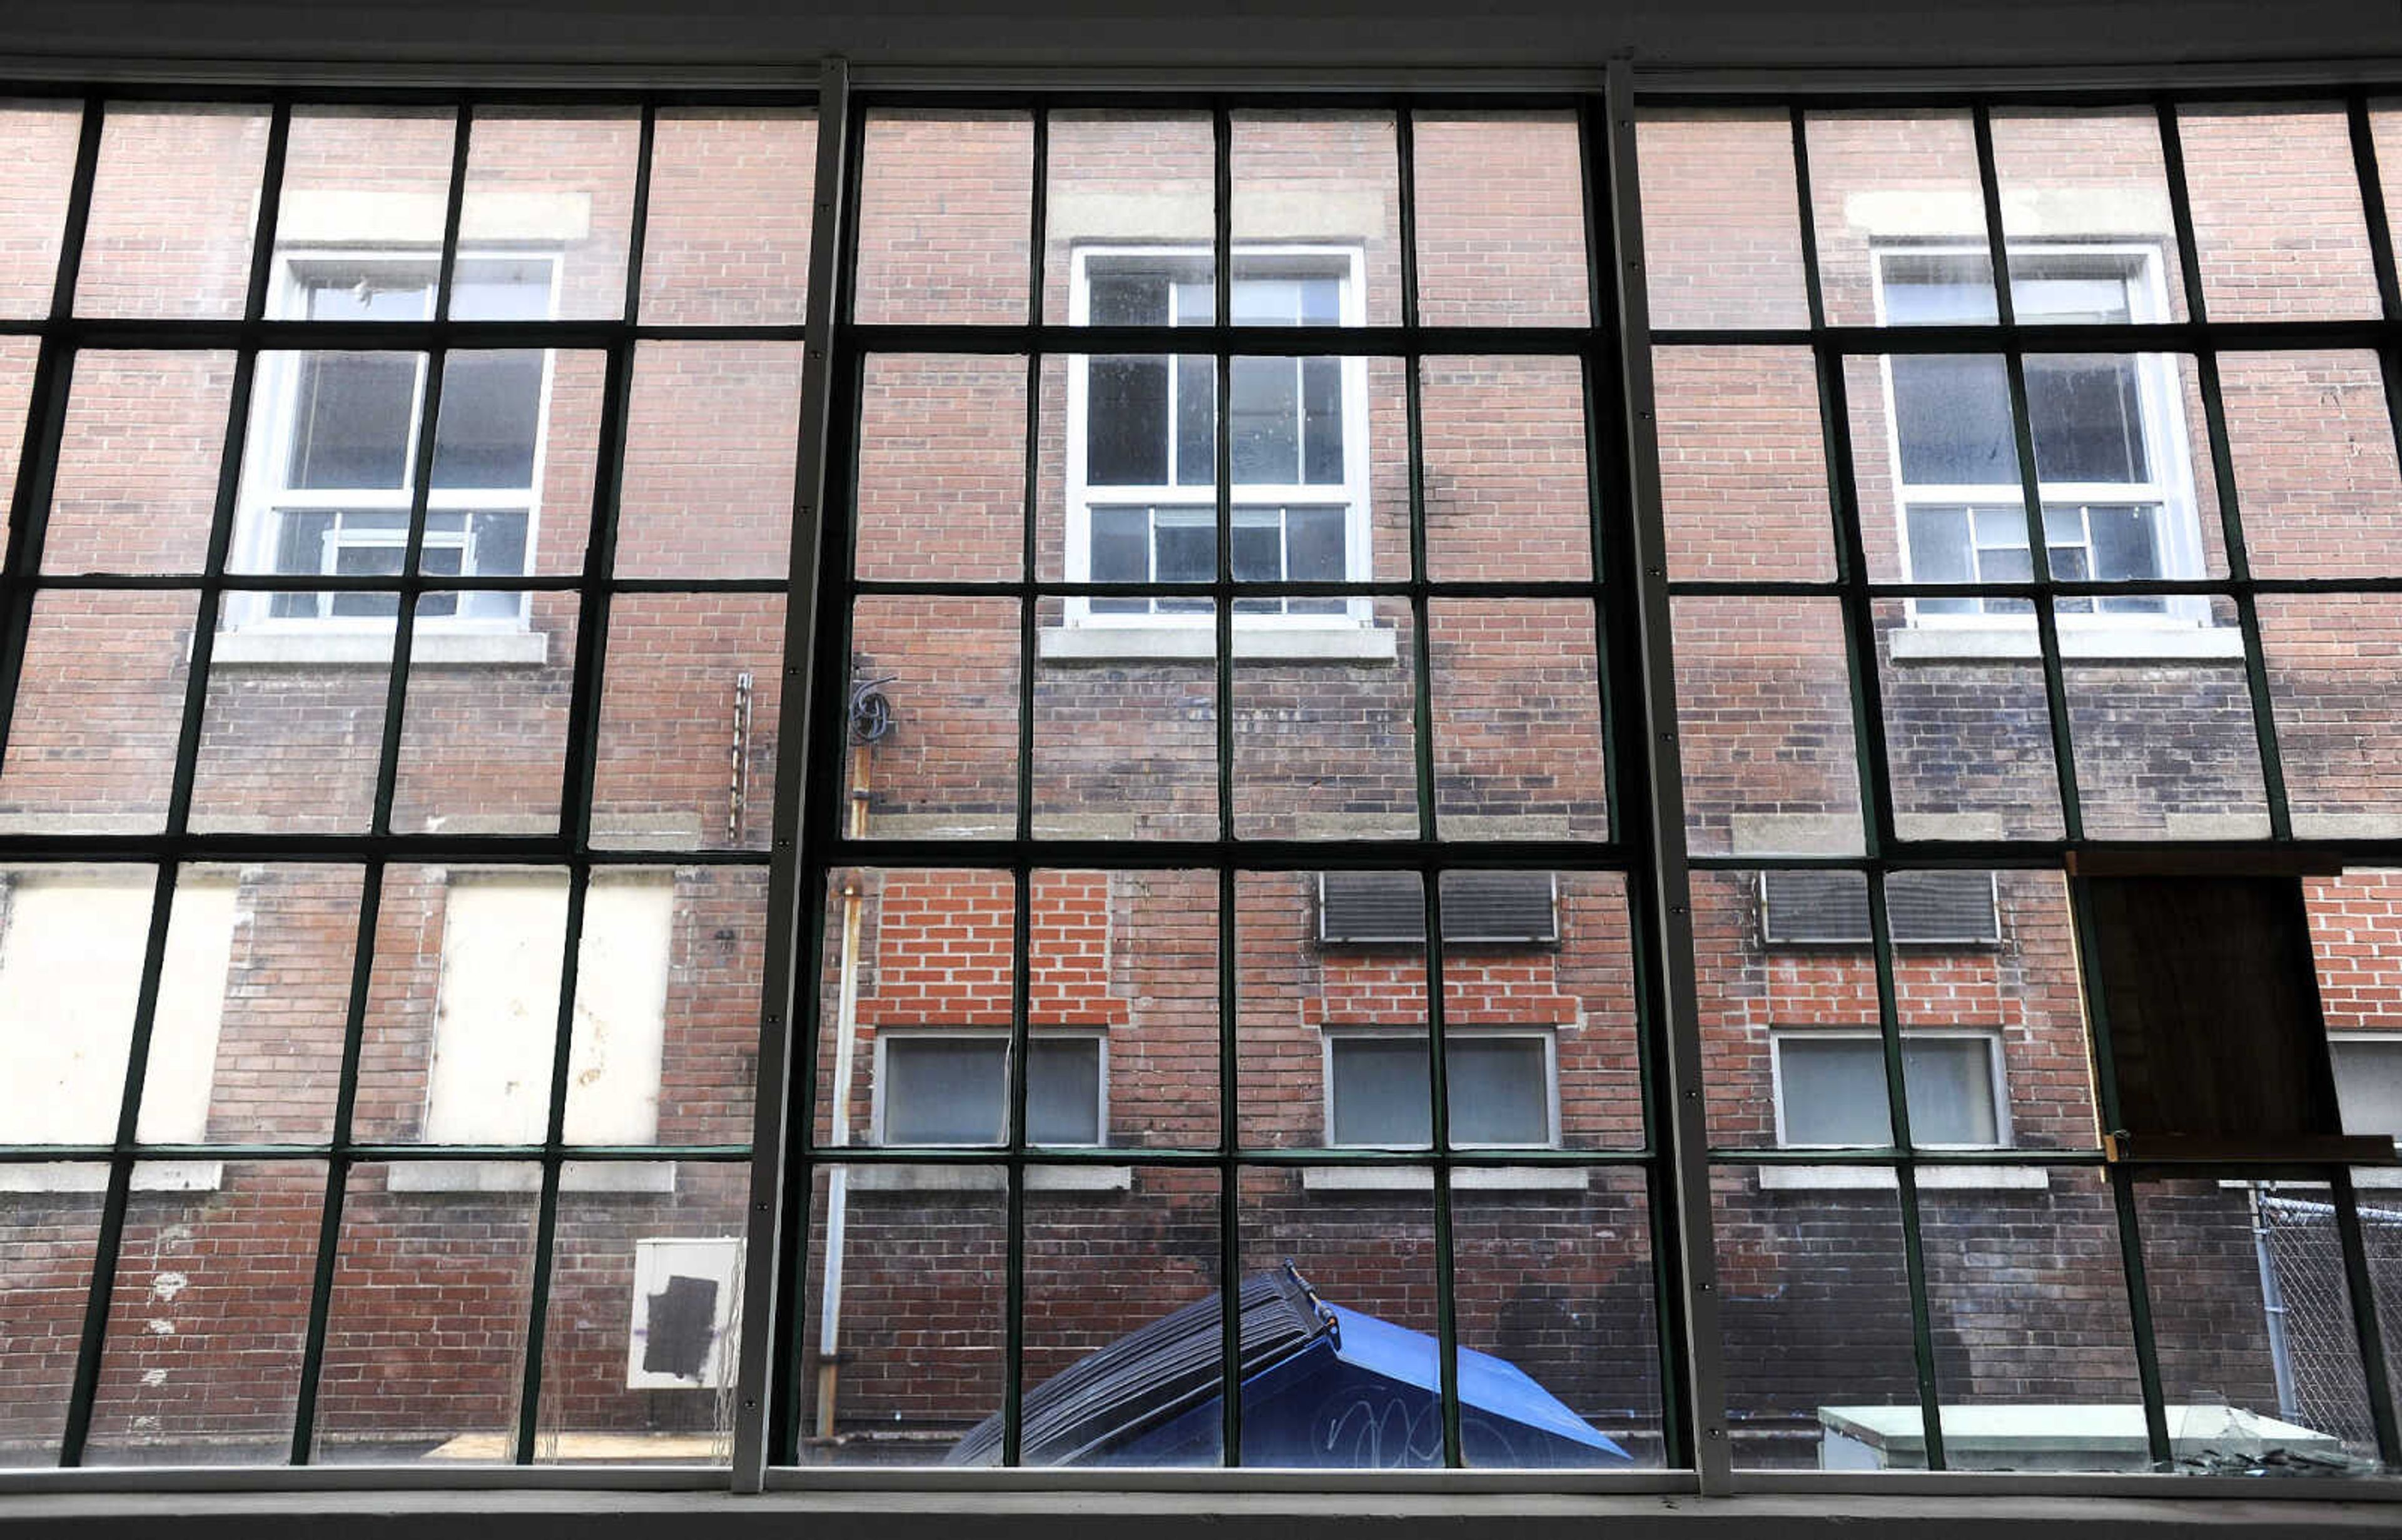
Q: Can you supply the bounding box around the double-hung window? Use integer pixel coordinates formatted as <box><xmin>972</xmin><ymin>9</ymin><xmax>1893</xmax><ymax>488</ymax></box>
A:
<box><xmin>1772</xmin><ymin>1028</ymin><xmax>2009</xmax><ymax>1149</ymax></box>
<box><xmin>1070</xmin><ymin>248</ymin><xmax>1368</xmax><ymax>626</ymax></box>
<box><xmin>873</xmin><ymin>1030</ymin><xmax>1107</xmax><ymax>1147</ymax></box>
<box><xmin>1879</xmin><ymin>247</ymin><xmax>2205</xmax><ymax>626</ymax></box>
<box><xmin>1324</xmin><ymin>1027</ymin><xmax>1559</xmax><ymax>1149</ymax></box>
<box><xmin>235</xmin><ymin>253</ymin><xmax>554</xmax><ymax>628</ymax></box>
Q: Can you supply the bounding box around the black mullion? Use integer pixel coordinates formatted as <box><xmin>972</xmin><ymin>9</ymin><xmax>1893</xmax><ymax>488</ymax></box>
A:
<box><xmin>1215</xmin><ymin>860</ymin><xmax>1243</xmax><ymax>1467</ymax></box>
<box><xmin>826</xmin><ymin>836</ymin><xmax>1636</xmax><ymax>871</ymax></box>
<box><xmin>0</xmin><ymin>96</ymin><xmax>102</xmax><ymax>778</ymax></box>
<box><xmin>512</xmin><ymin>865</ymin><xmax>591</xmax><ymax>1466</ymax></box>
<box><xmin>1212</xmin><ymin>101</ymin><xmax>1242</xmax><ymax>1469</ymax></box>
<box><xmin>2328</xmin><ymin>1165</ymin><xmax>2402</xmax><ymax>1466</ymax></box>
<box><xmin>56</xmin><ymin>97</ymin><xmax>293</xmax><ymax>1471</ymax></box>
<box><xmin>1016</xmin><ymin>109</ymin><xmax>1045</xmax><ymax>852</ymax></box>
<box><xmin>1649</xmin><ymin>318</ymin><xmax>2402</xmax><ymax>353</ymax></box>
<box><xmin>1863</xmin><ymin>874</ymin><xmax>1949</xmax><ymax>1472</ymax></box>
<box><xmin>1000</xmin><ymin>866</ymin><xmax>1032</xmax><ymax>1467</ymax></box>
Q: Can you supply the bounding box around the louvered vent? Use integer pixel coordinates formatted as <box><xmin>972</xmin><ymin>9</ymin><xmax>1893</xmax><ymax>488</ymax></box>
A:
<box><xmin>1759</xmin><ymin>870</ymin><xmax>2000</xmax><ymax>947</ymax></box>
<box><xmin>1319</xmin><ymin>871</ymin><xmax>1558</xmax><ymax>946</ymax></box>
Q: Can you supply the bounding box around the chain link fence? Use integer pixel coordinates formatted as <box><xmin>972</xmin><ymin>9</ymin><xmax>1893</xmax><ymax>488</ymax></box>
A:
<box><xmin>2256</xmin><ymin>1190</ymin><xmax>2402</xmax><ymax>1455</ymax></box>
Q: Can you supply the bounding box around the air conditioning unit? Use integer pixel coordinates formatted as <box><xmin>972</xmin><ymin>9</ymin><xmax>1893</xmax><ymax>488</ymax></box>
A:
<box><xmin>1760</xmin><ymin>869</ymin><xmax>2001</xmax><ymax>948</ymax></box>
<box><xmin>1318</xmin><ymin>871</ymin><xmax>1559</xmax><ymax>946</ymax></box>
<box><xmin>627</xmin><ymin>1237</ymin><xmax>743</xmax><ymax>1390</ymax></box>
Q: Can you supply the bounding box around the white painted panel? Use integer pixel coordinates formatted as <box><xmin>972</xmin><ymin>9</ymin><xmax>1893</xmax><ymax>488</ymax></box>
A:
<box><xmin>564</xmin><ymin>873</ymin><xmax>675</xmax><ymax>1147</ymax></box>
<box><xmin>627</xmin><ymin>1235</ymin><xmax>742</xmax><ymax>1390</ymax></box>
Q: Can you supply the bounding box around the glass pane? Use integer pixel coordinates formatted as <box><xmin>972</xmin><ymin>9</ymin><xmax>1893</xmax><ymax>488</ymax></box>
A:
<box><xmin>1714</xmin><ymin>1168</ymin><xmax>1922</xmax><ymax>1469</ymax></box>
<box><xmin>1805</xmin><ymin>111</ymin><xmax>1993</xmax><ymax>330</ymax></box>
<box><xmin>2262</xmin><ymin>594</ymin><xmax>2402</xmax><ymax>838</ymax></box>
<box><xmin>1412</xmin><ymin>112</ymin><xmax>1588</xmax><ymax>327</ymax></box>
<box><xmin>1656</xmin><ymin>345</ymin><xmax>1832</xmax><ymax>582</ymax></box>
<box><xmin>2139</xmin><ymin>1179</ymin><xmax>2377</xmax><ymax>1472</ymax></box>
<box><xmin>312</xmin><ymin>1162</ymin><xmax>537</xmax><ymax>1462</ymax></box>
<box><xmin>632</xmin><ymin>865</ymin><xmax>766</xmax><ymax>1147</ymax></box>
<box><xmin>796</xmin><ymin>1162</ymin><xmax>1005</xmax><ymax>1464</ymax></box>
<box><xmin>2180</xmin><ymin>105</ymin><xmax>2380</xmax><ymax>322</ymax></box>
<box><xmin>188</xmin><ymin>594</ymin><xmax>393</xmax><ymax>834</ymax></box>
<box><xmin>1045</xmin><ymin>113</ymin><xmax>1214</xmax><ymax>325</ymax></box>
<box><xmin>390</xmin><ymin>594</ymin><xmax>575</xmax><ymax>835</ymax></box>
<box><xmin>1892</xmin><ymin>354</ymin><xmax>2017</xmax><ymax>485</ymax></box>
<box><xmin>639</xmin><ymin>110</ymin><xmax>815</xmax><ymax>327</ymax></box>
<box><xmin>133</xmin><ymin>864</ymin><xmax>362</xmax><ymax>1147</ymax></box>
<box><xmin>2311</xmin><ymin>869</ymin><xmax>2402</xmax><ymax>1146</ymax></box>
<box><xmin>1454</xmin><ymin>1173</ymin><xmax>1660</xmax><ymax>1467</ymax></box>
<box><xmin>1330</xmin><ymin>1037</ymin><xmax>1431</xmax><ymax>1147</ymax></box>
<box><xmin>0</xmin><ymin>101</ymin><xmax>79</xmax><ymax>315</ymax></box>
<box><xmin>1239</xmin><ymin>868</ymin><xmax>1423</xmax><ymax>1151</ymax></box>
<box><xmin>1033</xmin><ymin>868</ymin><xmax>1217</xmax><ymax>1149</ymax></box>
<box><xmin>428</xmin><ymin>349</ymin><xmax>544</xmax><ymax>490</ymax></box>
<box><xmin>1228</xmin><ymin>356</ymin><xmax>1299</xmax><ymax>484</ymax></box>
<box><xmin>0</xmin><ymin>591</ymin><xmax>196</xmax><ymax>834</ymax></box>
<box><xmin>0</xmin><ymin>864</ymin><xmax>162</xmax><ymax>1143</ymax></box>
<box><xmin>1777</xmin><ymin>1036</ymin><xmax>1892</xmax><ymax>1148</ymax></box>
<box><xmin>271</xmin><ymin>108</ymin><xmax>455</xmax><ymax>289</ymax></box>
<box><xmin>1990</xmin><ymin>108</ymin><xmax>2189</xmax><ymax>323</ymax></box>
<box><xmin>1873</xmin><ymin>599</ymin><xmax>2065</xmax><ymax>840</ymax></box>
<box><xmin>85</xmin><ymin>1161</ymin><xmax>327</xmax><ymax>1466</ymax></box>
<box><xmin>2222</xmin><ymin>350</ymin><xmax>2402</xmax><ymax>579</ymax></box>
<box><xmin>535</xmin><ymin>1161</ymin><xmax>746</xmax><ymax>1462</ymax></box>
<box><xmin>1421</xmin><ymin>356</ymin><xmax>1590</xmax><ymax>583</ymax></box>
<box><xmin>460</xmin><ymin>109</ymin><xmax>641</xmax><ymax>320</ymax></box>
<box><xmin>856</xmin><ymin>353</ymin><xmax>1026</xmax><ymax>582</ymax></box>
<box><xmin>592</xmin><ymin>592</ymin><xmax>786</xmax><ymax>852</ymax></box>
<box><xmin>1672</xmin><ymin>597</ymin><xmax>1864</xmax><ymax>858</ymax></box>
<box><xmin>1031</xmin><ymin>594</ymin><xmax>1218</xmax><ymax>839</ymax></box>
<box><xmin>1638</xmin><ymin>109</ymin><xmax>1809</xmax><ymax>331</ymax></box>
<box><xmin>2060</xmin><ymin>595</ymin><xmax>2269</xmax><ymax>839</ymax></box>
<box><xmin>1429</xmin><ymin>599</ymin><xmax>1608</xmax><ymax>841</ymax></box>
<box><xmin>1232</xmin><ymin>110</ymin><xmax>1401</xmax><ymax>326</ymax></box>
<box><xmin>1232</xmin><ymin>597</ymin><xmax>1417</xmax><ymax>840</ymax></box>
<box><xmin>0</xmin><ymin>1165</ymin><xmax>104</xmax><ymax>1466</ymax></box>
<box><xmin>0</xmin><ymin>338</ymin><xmax>33</xmax><ymax>541</ymax></box>
<box><xmin>78</xmin><ymin>104</ymin><xmax>268</xmax><ymax>319</ymax></box>
<box><xmin>855</xmin><ymin>111</ymin><xmax>1032</xmax><ymax>326</ymax></box>
<box><xmin>1919</xmin><ymin>1182</ymin><xmax>2143</xmax><ymax>1471</ymax></box>
<box><xmin>1015</xmin><ymin>1167</ymin><xmax>1222</xmax><ymax>1466</ymax></box>
<box><xmin>616</xmin><ymin>340</ymin><xmax>804</xmax><ymax>580</ymax></box>
<box><xmin>44</xmin><ymin>350</ymin><xmax>235</xmax><ymax>576</ymax></box>
<box><xmin>883</xmin><ymin>1038</ymin><xmax>1008</xmax><ymax>1146</ymax></box>
<box><xmin>844</xmin><ymin>596</ymin><xmax>1020</xmax><ymax>841</ymax></box>
<box><xmin>1237</xmin><ymin>1166</ymin><xmax>1439</xmax><ymax>1466</ymax></box>
<box><xmin>1447</xmin><ymin>1038</ymin><xmax>1549</xmax><ymax>1146</ymax></box>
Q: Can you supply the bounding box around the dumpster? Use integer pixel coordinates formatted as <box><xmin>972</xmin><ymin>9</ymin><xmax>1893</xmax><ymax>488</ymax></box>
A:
<box><xmin>949</xmin><ymin>1262</ymin><xmax>1631</xmax><ymax>1467</ymax></box>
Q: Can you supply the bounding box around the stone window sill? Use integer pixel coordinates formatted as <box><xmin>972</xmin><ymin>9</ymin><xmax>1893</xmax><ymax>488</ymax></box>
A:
<box><xmin>1038</xmin><ymin>624</ymin><xmax>1397</xmax><ymax>665</ymax></box>
<box><xmin>1300</xmin><ymin>1165</ymin><xmax>1593</xmax><ymax>1193</ymax></box>
<box><xmin>0</xmin><ymin>1160</ymin><xmax>223</xmax><ymax>1194</ymax></box>
<box><xmin>386</xmin><ymin>1161</ymin><xmax>679</xmax><ymax>1194</ymax></box>
<box><xmin>209</xmin><ymin>629</ymin><xmax>552</xmax><ymax>668</ymax></box>
<box><xmin>846</xmin><ymin>1163</ymin><xmax>1134</xmax><ymax>1193</ymax></box>
<box><xmin>1888</xmin><ymin>624</ymin><xmax>2246</xmax><ymax>665</ymax></box>
<box><xmin>1756</xmin><ymin>1163</ymin><xmax>2052</xmax><ymax>1192</ymax></box>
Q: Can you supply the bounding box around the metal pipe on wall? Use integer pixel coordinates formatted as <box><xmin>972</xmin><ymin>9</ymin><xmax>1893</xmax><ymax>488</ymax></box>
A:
<box><xmin>815</xmin><ymin>738</ymin><xmax>874</xmax><ymax>1443</ymax></box>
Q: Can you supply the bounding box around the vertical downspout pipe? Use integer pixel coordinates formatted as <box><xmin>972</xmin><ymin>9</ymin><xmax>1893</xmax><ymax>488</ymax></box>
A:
<box><xmin>816</xmin><ymin>739</ymin><xmax>873</xmax><ymax>1441</ymax></box>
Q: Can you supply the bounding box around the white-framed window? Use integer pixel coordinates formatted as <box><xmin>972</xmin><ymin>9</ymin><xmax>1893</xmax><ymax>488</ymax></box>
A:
<box><xmin>1322</xmin><ymin>1026</ymin><xmax>1559</xmax><ymax>1150</ymax></box>
<box><xmin>231</xmin><ymin>250</ymin><xmax>557</xmax><ymax>631</ymax></box>
<box><xmin>1875</xmin><ymin>245</ymin><xmax>2209</xmax><ymax>629</ymax></box>
<box><xmin>2329</xmin><ymin>1033</ymin><xmax>2402</xmax><ymax>1148</ymax></box>
<box><xmin>1770</xmin><ymin>1027</ymin><xmax>2010</xmax><ymax>1149</ymax></box>
<box><xmin>419</xmin><ymin>868</ymin><xmax>674</xmax><ymax>1148</ymax></box>
<box><xmin>871</xmin><ymin>1028</ymin><xmax>1107</xmax><ymax>1147</ymax></box>
<box><xmin>1067</xmin><ymin>245</ymin><xmax>1371</xmax><ymax>629</ymax></box>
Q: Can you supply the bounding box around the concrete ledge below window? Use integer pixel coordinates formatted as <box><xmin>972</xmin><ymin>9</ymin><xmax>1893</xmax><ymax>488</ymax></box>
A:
<box><xmin>209</xmin><ymin>630</ymin><xmax>552</xmax><ymax>667</ymax></box>
<box><xmin>846</xmin><ymin>1164</ymin><xmax>1133</xmax><ymax>1193</ymax></box>
<box><xmin>0</xmin><ymin>1161</ymin><xmax>221</xmax><ymax>1195</ymax></box>
<box><xmin>1038</xmin><ymin>624</ymin><xmax>1397</xmax><ymax>665</ymax></box>
<box><xmin>1888</xmin><ymin>626</ymin><xmax>2246</xmax><ymax>665</ymax></box>
<box><xmin>1756</xmin><ymin>1163</ymin><xmax>2052</xmax><ymax>1193</ymax></box>
<box><xmin>1300</xmin><ymin>1165</ymin><xmax>1592</xmax><ymax>1193</ymax></box>
<box><xmin>385</xmin><ymin>1162</ymin><xmax>678</xmax><ymax>1195</ymax></box>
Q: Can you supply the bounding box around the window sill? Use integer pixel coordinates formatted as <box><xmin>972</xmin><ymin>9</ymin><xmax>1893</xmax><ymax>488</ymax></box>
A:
<box><xmin>845</xmin><ymin>1163</ymin><xmax>1134</xmax><ymax>1193</ymax></box>
<box><xmin>385</xmin><ymin>1161</ymin><xmax>678</xmax><ymax>1194</ymax></box>
<box><xmin>1299</xmin><ymin>1165</ymin><xmax>1592</xmax><ymax>1193</ymax></box>
<box><xmin>1888</xmin><ymin>626</ymin><xmax>2246</xmax><ymax>665</ymax></box>
<box><xmin>1755</xmin><ymin>1163</ymin><xmax>2051</xmax><ymax>1192</ymax></box>
<box><xmin>1038</xmin><ymin>624</ymin><xmax>1397</xmax><ymax>665</ymax></box>
<box><xmin>0</xmin><ymin>1160</ymin><xmax>222</xmax><ymax>1194</ymax></box>
<box><xmin>209</xmin><ymin>630</ymin><xmax>552</xmax><ymax>668</ymax></box>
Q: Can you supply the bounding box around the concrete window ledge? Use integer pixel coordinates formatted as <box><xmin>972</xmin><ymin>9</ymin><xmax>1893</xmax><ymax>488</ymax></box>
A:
<box><xmin>1300</xmin><ymin>1165</ymin><xmax>1592</xmax><ymax>1193</ymax></box>
<box><xmin>208</xmin><ymin>630</ymin><xmax>552</xmax><ymax>667</ymax></box>
<box><xmin>387</xmin><ymin>1162</ymin><xmax>677</xmax><ymax>1195</ymax></box>
<box><xmin>846</xmin><ymin>1163</ymin><xmax>1133</xmax><ymax>1193</ymax></box>
<box><xmin>1038</xmin><ymin>624</ymin><xmax>1397</xmax><ymax>665</ymax></box>
<box><xmin>1756</xmin><ymin>1164</ymin><xmax>2051</xmax><ymax>1192</ymax></box>
<box><xmin>1888</xmin><ymin>626</ymin><xmax>2247</xmax><ymax>665</ymax></box>
<box><xmin>0</xmin><ymin>1160</ymin><xmax>221</xmax><ymax>1194</ymax></box>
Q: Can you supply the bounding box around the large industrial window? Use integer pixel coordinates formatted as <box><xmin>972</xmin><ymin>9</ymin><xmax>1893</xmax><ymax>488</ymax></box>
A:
<box><xmin>3</xmin><ymin>68</ymin><xmax>2402</xmax><ymax>1506</ymax></box>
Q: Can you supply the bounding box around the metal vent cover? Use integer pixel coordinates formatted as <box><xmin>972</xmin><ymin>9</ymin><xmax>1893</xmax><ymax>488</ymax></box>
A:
<box><xmin>1759</xmin><ymin>869</ymin><xmax>2000</xmax><ymax>947</ymax></box>
<box><xmin>1318</xmin><ymin>871</ymin><xmax>1559</xmax><ymax>946</ymax></box>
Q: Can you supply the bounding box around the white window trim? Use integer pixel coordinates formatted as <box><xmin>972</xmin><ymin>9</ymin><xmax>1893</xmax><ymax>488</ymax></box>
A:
<box><xmin>220</xmin><ymin>248</ymin><xmax>561</xmax><ymax>661</ymax></box>
<box><xmin>1057</xmin><ymin>243</ymin><xmax>1387</xmax><ymax>664</ymax></box>
<box><xmin>1873</xmin><ymin>242</ymin><xmax>2226</xmax><ymax>663</ymax></box>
